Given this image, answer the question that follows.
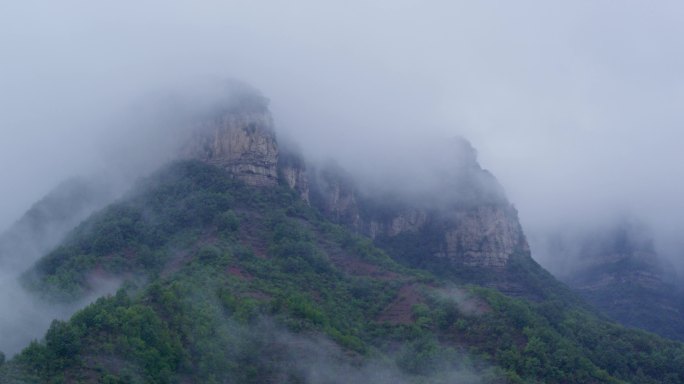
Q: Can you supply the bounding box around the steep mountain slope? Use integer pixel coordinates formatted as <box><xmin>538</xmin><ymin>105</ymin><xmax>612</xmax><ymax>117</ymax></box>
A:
<box><xmin>0</xmin><ymin>177</ymin><xmax>116</xmax><ymax>271</ymax></box>
<box><xmin>539</xmin><ymin>219</ymin><xmax>684</xmax><ymax>341</ymax></box>
<box><xmin>3</xmin><ymin>160</ymin><xmax>684</xmax><ymax>383</ymax></box>
<box><xmin>2</xmin><ymin>87</ymin><xmax>684</xmax><ymax>383</ymax></box>
<box><xmin>0</xmin><ymin>177</ymin><xmax>119</xmax><ymax>356</ymax></box>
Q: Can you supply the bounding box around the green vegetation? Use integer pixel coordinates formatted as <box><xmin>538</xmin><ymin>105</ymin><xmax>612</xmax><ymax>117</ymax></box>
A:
<box><xmin>3</xmin><ymin>160</ymin><xmax>684</xmax><ymax>383</ymax></box>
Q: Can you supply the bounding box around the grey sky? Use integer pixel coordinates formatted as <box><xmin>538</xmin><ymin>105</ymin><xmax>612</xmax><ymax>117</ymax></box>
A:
<box><xmin>1</xmin><ymin>1</ymin><xmax>684</xmax><ymax>268</ymax></box>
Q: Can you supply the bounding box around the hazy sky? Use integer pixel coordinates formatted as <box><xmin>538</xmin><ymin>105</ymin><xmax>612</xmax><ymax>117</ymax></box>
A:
<box><xmin>2</xmin><ymin>1</ymin><xmax>684</xmax><ymax>266</ymax></box>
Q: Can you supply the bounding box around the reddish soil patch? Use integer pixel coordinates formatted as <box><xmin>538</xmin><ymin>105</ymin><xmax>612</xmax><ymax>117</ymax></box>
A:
<box><xmin>323</xmin><ymin>244</ymin><xmax>402</xmax><ymax>280</ymax></box>
<box><xmin>376</xmin><ymin>284</ymin><xmax>424</xmax><ymax>325</ymax></box>
<box><xmin>226</xmin><ymin>265</ymin><xmax>253</xmax><ymax>280</ymax></box>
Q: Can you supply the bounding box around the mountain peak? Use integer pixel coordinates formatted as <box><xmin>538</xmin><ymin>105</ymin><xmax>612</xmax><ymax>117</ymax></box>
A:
<box><xmin>181</xmin><ymin>90</ymin><xmax>279</xmax><ymax>187</ymax></box>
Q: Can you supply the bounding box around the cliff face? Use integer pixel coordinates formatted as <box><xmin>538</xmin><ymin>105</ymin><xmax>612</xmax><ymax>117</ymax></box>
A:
<box><xmin>355</xmin><ymin>204</ymin><xmax>526</xmax><ymax>269</ymax></box>
<box><xmin>436</xmin><ymin>205</ymin><xmax>527</xmax><ymax>268</ymax></box>
<box><xmin>183</xmin><ymin>110</ymin><xmax>279</xmax><ymax>187</ymax></box>
<box><xmin>307</xmin><ymin>139</ymin><xmax>526</xmax><ymax>270</ymax></box>
<box><xmin>312</xmin><ymin>157</ymin><xmax>548</xmax><ymax>299</ymax></box>
<box><xmin>367</xmin><ymin>208</ymin><xmax>428</xmax><ymax>238</ymax></box>
<box><xmin>308</xmin><ymin>163</ymin><xmax>361</xmax><ymax>227</ymax></box>
<box><xmin>277</xmin><ymin>150</ymin><xmax>310</xmax><ymax>203</ymax></box>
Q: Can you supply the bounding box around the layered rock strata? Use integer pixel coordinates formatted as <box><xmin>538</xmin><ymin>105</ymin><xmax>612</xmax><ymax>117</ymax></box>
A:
<box><xmin>184</xmin><ymin>110</ymin><xmax>279</xmax><ymax>187</ymax></box>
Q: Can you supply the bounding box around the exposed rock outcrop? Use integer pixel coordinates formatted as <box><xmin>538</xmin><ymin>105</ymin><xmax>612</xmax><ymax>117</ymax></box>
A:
<box><xmin>183</xmin><ymin>110</ymin><xmax>279</xmax><ymax>187</ymax></box>
<box><xmin>309</xmin><ymin>163</ymin><xmax>361</xmax><ymax>227</ymax></box>
<box><xmin>278</xmin><ymin>150</ymin><xmax>310</xmax><ymax>203</ymax></box>
<box><xmin>305</xmin><ymin>138</ymin><xmax>525</xmax><ymax>269</ymax></box>
<box><xmin>368</xmin><ymin>209</ymin><xmax>428</xmax><ymax>238</ymax></box>
<box><xmin>436</xmin><ymin>205</ymin><xmax>527</xmax><ymax>268</ymax></box>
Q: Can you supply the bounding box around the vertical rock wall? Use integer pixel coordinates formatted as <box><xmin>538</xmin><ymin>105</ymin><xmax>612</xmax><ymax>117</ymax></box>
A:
<box><xmin>183</xmin><ymin>110</ymin><xmax>279</xmax><ymax>187</ymax></box>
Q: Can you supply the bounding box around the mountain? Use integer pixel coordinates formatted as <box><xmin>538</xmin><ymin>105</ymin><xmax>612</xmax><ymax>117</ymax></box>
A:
<box><xmin>2</xmin><ymin>85</ymin><xmax>684</xmax><ymax>383</ymax></box>
<box><xmin>0</xmin><ymin>177</ymin><xmax>116</xmax><ymax>271</ymax></box>
<box><xmin>539</xmin><ymin>218</ymin><xmax>684</xmax><ymax>341</ymax></box>
<box><xmin>0</xmin><ymin>176</ymin><xmax>120</xmax><ymax>357</ymax></box>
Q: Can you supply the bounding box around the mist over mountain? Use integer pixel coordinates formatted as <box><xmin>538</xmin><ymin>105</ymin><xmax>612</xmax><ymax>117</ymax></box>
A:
<box><xmin>3</xmin><ymin>1</ymin><xmax>684</xmax><ymax>268</ymax></box>
<box><xmin>2</xmin><ymin>1</ymin><xmax>684</xmax><ymax>382</ymax></box>
<box><xmin>0</xmin><ymin>85</ymin><xmax>683</xmax><ymax>382</ymax></box>
<box><xmin>532</xmin><ymin>216</ymin><xmax>684</xmax><ymax>341</ymax></box>
<box><xmin>0</xmin><ymin>175</ymin><xmax>124</xmax><ymax>355</ymax></box>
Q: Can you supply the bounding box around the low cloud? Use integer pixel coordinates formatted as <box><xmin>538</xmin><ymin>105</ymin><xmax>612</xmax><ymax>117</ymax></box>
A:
<box><xmin>2</xmin><ymin>1</ymin><xmax>684</xmax><ymax>349</ymax></box>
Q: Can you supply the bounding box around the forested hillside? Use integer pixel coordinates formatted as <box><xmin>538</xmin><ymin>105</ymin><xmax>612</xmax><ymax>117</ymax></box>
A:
<box><xmin>2</xmin><ymin>161</ymin><xmax>684</xmax><ymax>383</ymax></box>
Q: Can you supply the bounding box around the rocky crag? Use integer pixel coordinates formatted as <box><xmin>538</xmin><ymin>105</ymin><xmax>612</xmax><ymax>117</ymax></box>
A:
<box><xmin>182</xmin><ymin>105</ymin><xmax>279</xmax><ymax>187</ymax></box>
<box><xmin>182</xmin><ymin>88</ymin><xmax>558</xmax><ymax>299</ymax></box>
<box><xmin>306</xmin><ymin>145</ymin><xmax>528</xmax><ymax>270</ymax></box>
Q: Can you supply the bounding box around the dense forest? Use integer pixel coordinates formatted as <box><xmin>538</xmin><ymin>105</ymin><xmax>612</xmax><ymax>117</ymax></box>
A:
<box><xmin>1</xmin><ymin>161</ymin><xmax>683</xmax><ymax>383</ymax></box>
